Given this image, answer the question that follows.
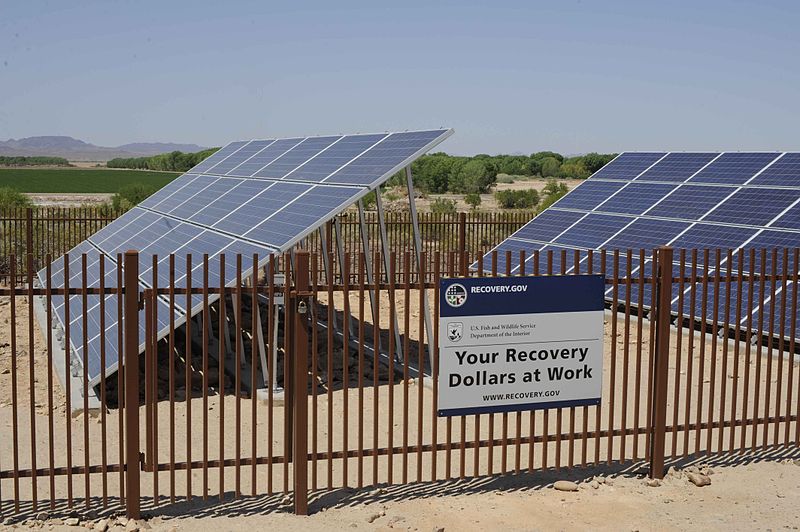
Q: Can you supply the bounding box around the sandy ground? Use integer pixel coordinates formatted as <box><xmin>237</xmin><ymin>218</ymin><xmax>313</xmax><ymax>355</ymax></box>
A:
<box><xmin>1</xmin><ymin>288</ymin><xmax>799</xmax><ymax>530</ymax></box>
<box><xmin>26</xmin><ymin>193</ymin><xmax>113</xmax><ymax>207</ymax></box>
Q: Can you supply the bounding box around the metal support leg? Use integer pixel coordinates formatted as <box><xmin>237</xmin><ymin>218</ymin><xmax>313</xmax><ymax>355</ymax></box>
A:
<box><xmin>318</xmin><ymin>226</ymin><xmax>339</xmax><ymax>336</ymax></box>
<box><xmin>375</xmin><ymin>192</ymin><xmax>404</xmax><ymax>359</ymax></box>
<box><xmin>358</xmin><ymin>199</ymin><xmax>381</xmax><ymax>352</ymax></box>
<box><xmin>334</xmin><ymin>217</ymin><xmax>355</xmax><ymax>337</ymax></box>
<box><xmin>405</xmin><ymin>166</ymin><xmax>435</xmax><ymax>371</ymax></box>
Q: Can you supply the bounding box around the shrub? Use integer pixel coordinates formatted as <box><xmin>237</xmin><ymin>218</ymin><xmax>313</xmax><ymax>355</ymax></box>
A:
<box><xmin>430</xmin><ymin>198</ymin><xmax>457</xmax><ymax>214</ymax></box>
<box><xmin>464</xmin><ymin>193</ymin><xmax>482</xmax><ymax>210</ymax></box>
<box><xmin>111</xmin><ymin>183</ymin><xmax>156</xmax><ymax>211</ymax></box>
<box><xmin>0</xmin><ymin>187</ymin><xmax>33</xmax><ymax>208</ymax></box>
<box><xmin>494</xmin><ymin>189</ymin><xmax>539</xmax><ymax>209</ymax></box>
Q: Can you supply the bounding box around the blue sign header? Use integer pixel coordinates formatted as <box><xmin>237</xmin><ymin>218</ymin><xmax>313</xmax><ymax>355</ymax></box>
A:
<box><xmin>439</xmin><ymin>274</ymin><xmax>605</xmax><ymax>318</ymax></box>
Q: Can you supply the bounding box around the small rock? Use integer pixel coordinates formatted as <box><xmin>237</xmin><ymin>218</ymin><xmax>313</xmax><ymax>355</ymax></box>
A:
<box><xmin>51</xmin><ymin>519</ymin><xmax>63</xmax><ymax>526</ymax></box>
<box><xmin>433</xmin><ymin>528</ymin><xmax>445</xmax><ymax>532</ymax></box>
<box><xmin>590</xmin><ymin>480</ymin><xmax>600</xmax><ymax>489</ymax></box>
<box><xmin>553</xmin><ymin>480</ymin><xmax>579</xmax><ymax>492</ymax></box>
<box><xmin>605</xmin><ymin>477</ymin><xmax>614</xmax><ymax>486</ymax></box>
<box><xmin>594</xmin><ymin>476</ymin><xmax>606</xmax><ymax>484</ymax></box>
<box><xmin>686</xmin><ymin>472</ymin><xmax>711</xmax><ymax>487</ymax></box>
<box><xmin>387</xmin><ymin>516</ymin><xmax>405</xmax><ymax>526</ymax></box>
<box><xmin>36</xmin><ymin>512</ymin><xmax>49</xmax><ymax>522</ymax></box>
<box><xmin>94</xmin><ymin>519</ymin><xmax>109</xmax><ymax>532</ymax></box>
<box><xmin>65</xmin><ymin>517</ymin><xmax>80</xmax><ymax>527</ymax></box>
<box><xmin>700</xmin><ymin>466</ymin><xmax>714</xmax><ymax>476</ymax></box>
<box><xmin>667</xmin><ymin>466</ymin><xmax>682</xmax><ymax>479</ymax></box>
<box><xmin>366</xmin><ymin>513</ymin><xmax>381</xmax><ymax>523</ymax></box>
<box><xmin>124</xmin><ymin>519</ymin><xmax>139</xmax><ymax>532</ymax></box>
<box><xmin>1</xmin><ymin>368</ymin><xmax>9</xmax><ymax>374</ymax></box>
<box><xmin>646</xmin><ymin>478</ymin><xmax>662</xmax><ymax>487</ymax></box>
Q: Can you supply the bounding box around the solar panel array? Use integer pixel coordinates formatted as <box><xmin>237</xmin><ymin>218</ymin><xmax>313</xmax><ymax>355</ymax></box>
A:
<box><xmin>40</xmin><ymin>129</ymin><xmax>454</xmax><ymax>385</ymax></box>
<box><xmin>482</xmin><ymin>152</ymin><xmax>800</xmax><ymax>340</ymax></box>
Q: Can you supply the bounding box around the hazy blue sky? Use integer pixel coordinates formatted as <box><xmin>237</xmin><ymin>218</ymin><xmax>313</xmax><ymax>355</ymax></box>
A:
<box><xmin>1</xmin><ymin>0</ymin><xmax>798</xmax><ymax>154</ymax></box>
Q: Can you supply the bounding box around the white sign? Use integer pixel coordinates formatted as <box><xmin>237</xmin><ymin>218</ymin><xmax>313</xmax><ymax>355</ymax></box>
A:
<box><xmin>438</xmin><ymin>275</ymin><xmax>605</xmax><ymax>416</ymax></box>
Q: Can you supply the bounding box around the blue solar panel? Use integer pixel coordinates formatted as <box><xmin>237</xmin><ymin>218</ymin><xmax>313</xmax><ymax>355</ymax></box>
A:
<box><xmin>740</xmin><ymin>230</ymin><xmax>800</xmax><ymax>274</ymax></box>
<box><xmin>590</xmin><ymin>152</ymin><xmax>666</xmax><ymax>180</ymax></box>
<box><xmin>149</xmin><ymin>175</ymin><xmax>217</xmax><ymax>212</ymax></box>
<box><xmin>704</xmin><ymin>188</ymin><xmax>800</xmax><ymax>226</ymax></box>
<box><xmin>138</xmin><ymin>174</ymin><xmax>198</xmax><ymax>210</ymax></box>
<box><xmin>748</xmin><ymin>153</ymin><xmax>800</xmax><ymax>187</ymax></box>
<box><xmin>246</xmin><ymin>185</ymin><xmax>357</xmax><ymax>248</ymax></box>
<box><xmin>286</xmin><ymin>134</ymin><xmax>386</xmax><ymax>182</ymax></box>
<box><xmin>166</xmin><ymin>178</ymin><xmax>240</xmax><ymax>219</ymax></box>
<box><xmin>188</xmin><ymin>180</ymin><xmax>276</xmax><ymax>227</ymax></box>
<box><xmin>634</xmin><ymin>152</ymin><xmax>719</xmax><ymax>182</ymax></box>
<box><xmin>670</xmin><ymin>223</ymin><xmax>756</xmax><ymax>250</ymax></box>
<box><xmin>206</xmin><ymin>141</ymin><xmax>270</xmax><ymax>175</ymax></box>
<box><xmin>770</xmin><ymin>202</ymin><xmax>800</xmax><ymax>230</ymax></box>
<box><xmin>228</xmin><ymin>138</ymin><xmax>303</xmax><ymax>177</ymax></box>
<box><xmin>189</xmin><ymin>141</ymin><xmax>248</xmax><ymax>174</ymax></box>
<box><xmin>40</xmin><ymin>129</ymin><xmax>454</xmax><ymax>386</ymax></box>
<box><xmin>326</xmin><ymin>130</ymin><xmax>450</xmax><ymax>186</ymax></box>
<box><xmin>216</xmin><ymin>140</ymin><xmax>274</xmax><ymax>175</ymax></box>
<box><xmin>596</xmin><ymin>183</ymin><xmax>676</xmax><ymax>215</ymax></box>
<box><xmin>252</xmin><ymin>136</ymin><xmax>342</xmax><ymax>179</ymax></box>
<box><xmin>645</xmin><ymin>185</ymin><xmax>731</xmax><ymax>220</ymax></box>
<box><xmin>555</xmin><ymin>213</ymin><xmax>631</xmax><ymax>248</ymax></box>
<box><xmin>688</xmin><ymin>152</ymin><xmax>780</xmax><ymax>185</ymax></box>
<box><xmin>509</xmin><ymin>209</ymin><xmax>585</xmax><ymax>243</ymax></box>
<box><xmin>212</xmin><ymin>181</ymin><xmax>310</xmax><ymax>236</ymax></box>
<box><xmin>552</xmin><ymin>180</ymin><xmax>626</xmax><ymax>211</ymax></box>
<box><xmin>603</xmin><ymin>218</ymin><xmax>690</xmax><ymax>250</ymax></box>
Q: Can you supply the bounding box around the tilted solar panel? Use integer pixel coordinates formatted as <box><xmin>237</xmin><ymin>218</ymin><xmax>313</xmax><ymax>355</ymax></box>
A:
<box><xmin>481</xmin><ymin>151</ymin><xmax>800</xmax><ymax>341</ymax></box>
<box><xmin>39</xmin><ymin>129</ymin><xmax>453</xmax><ymax>386</ymax></box>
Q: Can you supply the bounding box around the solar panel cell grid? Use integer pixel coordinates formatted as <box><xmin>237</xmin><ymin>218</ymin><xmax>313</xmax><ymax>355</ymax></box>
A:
<box><xmin>253</xmin><ymin>135</ymin><xmax>342</xmax><ymax>179</ymax></box>
<box><xmin>189</xmin><ymin>141</ymin><xmax>248</xmax><ymax>174</ymax></box>
<box><xmin>645</xmin><ymin>185</ymin><xmax>731</xmax><ymax>220</ymax></box>
<box><xmin>634</xmin><ymin>152</ymin><xmax>719</xmax><ymax>182</ymax></box>
<box><xmin>589</xmin><ymin>152</ymin><xmax>666</xmax><ymax>180</ymax></box>
<box><xmin>551</xmin><ymin>180</ymin><xmax>626</xmax><ymax>211</ymax></box>
<box><xmin>669</xmin><ymin>223</ymin><xmax>757</xmax><ymax>251</ymax></box>
<box><xmin>688</xmin><ymin>152</ymin><xmax>780</xmax><ymax>185</ymax></box>
<box><xmin>555</xmin><ymin>213</ymin><xmax>631</xmax><ymax>248</ymax></box>
<box><xmin>704</xmin><ymin>188</ymin><xmax>800</xmax><ymax>226</ymax></box>
<box><xmin>596</xmin><ymin>182</ymin><xmax>676</xmax><ymax>215</ymax></box>
<box><xmin>749</xmin><ymin>153</ymin><xmax>800</xmax><ymax>187</ymax></box>
<box><xmin>510</xmin><ymin>209</ymin><xmax>585</xmax><ymax>243</ymax></box>
<box><xmin>286</xmin><ymin>134</ymin><xmax>386</xmax><ymax>183</ymax></box>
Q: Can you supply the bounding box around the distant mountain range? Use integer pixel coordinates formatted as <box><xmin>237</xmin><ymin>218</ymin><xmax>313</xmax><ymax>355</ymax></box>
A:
<box><xmin>0</xmin><ymin>136</ymin><xmax>208</xmax><ymax>161</ymax></box>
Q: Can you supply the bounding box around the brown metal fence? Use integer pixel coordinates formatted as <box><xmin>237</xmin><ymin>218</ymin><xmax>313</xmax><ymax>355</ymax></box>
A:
<box><xmin>0</xmin><ymin>246</ymin><xmax>798</xmax><ymax>521</ymax></box>
<box><xmin>0</xmin><ymin>208</ymin><xmax>534</xmax><ymax>286</ymax></box>
<box><xmin>0</xmin><ymin>208</ymin><xmax>122</xmax><ymax>285</ymax></box>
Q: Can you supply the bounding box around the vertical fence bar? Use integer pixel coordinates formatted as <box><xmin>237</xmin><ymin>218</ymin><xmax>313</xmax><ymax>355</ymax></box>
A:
<box><xmin>650</xmin><ymin>246</ymin><xmax>672</xmax><ymax>479</ymax></box>
<box><xmin>123</xmin><ymin>250</ymin><xmax>141</xmax><ymax>520</ymax></box>
<box><xmin>293</xmin><ymin>251</ymin><xmax>310</xmax><ymax>515</ymax></box>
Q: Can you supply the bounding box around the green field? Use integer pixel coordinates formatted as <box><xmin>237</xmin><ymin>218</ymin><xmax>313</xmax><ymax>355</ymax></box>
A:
<box><xmin>0</xmin><ymin>167</ymin><xmax>178</xmax><ymax>193</ymax></box>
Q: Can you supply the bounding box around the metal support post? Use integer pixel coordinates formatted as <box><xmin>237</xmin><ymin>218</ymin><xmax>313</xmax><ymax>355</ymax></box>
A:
<box><xmin>123</xmin><ymin>250</ymin><xmax>141</xmax><ymax>520</ymax></box>
<box><xmin>650</xmin><ymin>246</ymin><xmax>673</xmax><ymax>479</ymax></box>
<box><xmin>375</xmin><ymin>192</ymin><xmax>404</xmax><ymax>360</ymax></box>
<box><xmin>357</xmin><ymin>199</ymin><xmax>381</xmax><ymax>352</ymax></box>
<box><xmin>404</xmin><ymin>166</ymin><xmax>435</xmax><ymax>368</ymax></box>
<box><xmin>333</xmin><ymin>216</ymin><xmax>355</xmax><ymax>337</ymax></box>
<box><xmin>292</xmin><ymin>251</ymin><xmax>310</xmax><ymax>515</ymax></box>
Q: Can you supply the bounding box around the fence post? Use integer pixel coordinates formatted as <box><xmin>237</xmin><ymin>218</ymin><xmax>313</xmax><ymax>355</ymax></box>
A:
<box><xmin>25</xmin><ymin>207</ymin><xmax>33</xmax><ymax>273</ymax></box>
<box><xmin>650</xmin><ymin>246</ymin><xmax>673</xmax><ymax>479</ymax></box>
<box><xmin>293</xmin><ymin>250</ymin><xmax>310</xmax><ymax>515</ymax></box>
<box><xmin>458</xmin><ymin>212</ymin><xmax>467</xmax><ymax>274</ymax></box>
<box><xmin>123</xmin><ymin>250</ymin><xmax>141</xmax><ymax>519</ymax></box>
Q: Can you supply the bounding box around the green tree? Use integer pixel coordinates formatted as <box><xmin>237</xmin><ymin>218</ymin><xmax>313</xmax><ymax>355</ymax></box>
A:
<box><xmin>540</xmin><ymin>157</ymin><xmax>561</xmax><ymax>177</ymax></box>
<box><xmin>464</xmin><ymin>192</ymin><xmax>482</xmax><ymax>210</ymax></box>
<box><xmin>580</xmin><ymin>152</ymin><xmax>616</xmax><ymax>173</ymax></box>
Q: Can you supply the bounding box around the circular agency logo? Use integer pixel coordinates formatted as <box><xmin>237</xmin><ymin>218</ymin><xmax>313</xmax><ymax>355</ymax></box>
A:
<box><xmin>445</xmin><ymin>282</ymin><xmax>468</xmax><ymax>308</ymax></box>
